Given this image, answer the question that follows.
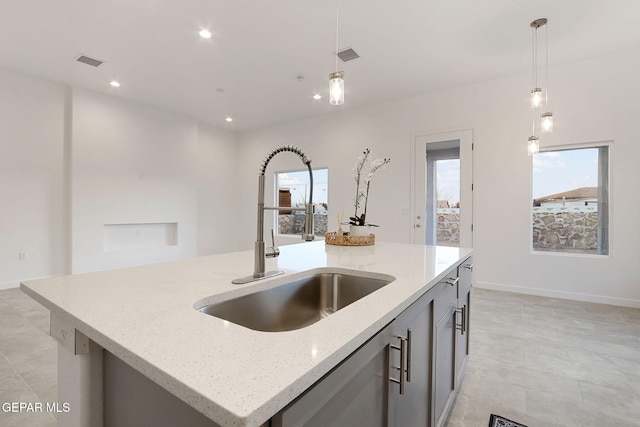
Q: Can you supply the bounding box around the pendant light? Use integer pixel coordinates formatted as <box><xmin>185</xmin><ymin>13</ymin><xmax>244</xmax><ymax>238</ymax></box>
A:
<box><xmin>530</xmin><ymin>19</ymin><xmax>545</xmax><ymax>109</ymax></box>
<box><xmin>528</xmin><ymin>136</ymin><xmax>540</xmax><ymax>155</ymax></box>
<box><xmin>329</xmin><ymin>0</ymin><xmax>344</xmax><ymax>105</ymax></box>
<box><xmin>531</xmin><ymin>18</ymin><xmax>554</xmax><ymax>131</ymax></box>
<box><xmin>528</xmin><ymin>18</ymin><xmax>553</xmax><ymax>155</ymax></box>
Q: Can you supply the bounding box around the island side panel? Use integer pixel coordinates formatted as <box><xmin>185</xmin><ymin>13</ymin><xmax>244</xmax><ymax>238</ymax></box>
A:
<box><xmin>52</xmin><ymin>313</ymin><xmax>104</xmax><ymax>427</ymax></box>
<box><xmin>103</xmin><ymin>352</ymin><xmax>222</xmax><ymax>427</ymax></box>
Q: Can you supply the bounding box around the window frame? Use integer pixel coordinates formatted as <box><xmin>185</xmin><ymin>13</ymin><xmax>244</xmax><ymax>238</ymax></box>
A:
<box><xmin>274</xmin><ymin>167</ymin><xmax>329</xmax><ymax>238</ymax></box>
<box><xmin>529</xmin><ymin>141</ymin><xmax>612</xmax><ymax>258</ymax></box>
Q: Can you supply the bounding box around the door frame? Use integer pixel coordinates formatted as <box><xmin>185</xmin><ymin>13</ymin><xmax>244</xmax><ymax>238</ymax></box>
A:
<box><xmin>410</xmin><ymin>129</ymin><xmax>474</xmax><ymax>248</ymax></box>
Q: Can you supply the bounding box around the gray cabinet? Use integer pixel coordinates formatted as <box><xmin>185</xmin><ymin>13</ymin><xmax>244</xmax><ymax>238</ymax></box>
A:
<box><xmin>388</xmin><ymin>291</ymin><xmax>432</xmax><ymax>426</ymax></box>
<box><xmin>455</xmin><ymin>257</ymin><xmax>473</xmax><ymax>385</ymax></box>
<box><xmin>274</xmin><ymin>292</ymin><xmax>433</xmax><ymax>427</ymax></box>
<box><xmin>432</xmin><ymin>275</ymin><xmax>458</xmax><ymax>427</ymax></box>
<box><xmin>272</xmin><ymin>325</ymin><xmax>392</xmax><ymax>427</ymax></box>
<box><xmin>274</xmin><ymin>258</ymin><xmax>472</xmax><ymax>427</ymax></box>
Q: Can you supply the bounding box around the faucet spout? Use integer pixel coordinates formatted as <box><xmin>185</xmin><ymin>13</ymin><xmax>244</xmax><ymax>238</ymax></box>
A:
<box><xmin>232</xmin><ymin>145</ymin><xmax>315</xmax><ymax>284</ymax></box>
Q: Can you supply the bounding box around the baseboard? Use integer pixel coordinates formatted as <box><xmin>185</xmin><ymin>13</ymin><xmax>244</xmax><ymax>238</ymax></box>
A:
<box><xmin>0</xmin><ymin>280</ymin><xmax>20</xmax><ymax>291</ymax></box>
<box><xmin>475</xmin><ymin>281</ymin><xmax>640</xmax><ymax>309</ymax></box>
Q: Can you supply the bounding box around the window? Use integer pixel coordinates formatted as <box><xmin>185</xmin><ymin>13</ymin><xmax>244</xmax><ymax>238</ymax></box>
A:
<box><xmin>276</xmin><ymin>168</ymin><xmax>328</xmax><ymax>236</ymax></box>
<box><xmin>435</xmin><ymin>158</ymin><xmax>460</xmax><ymax>247</ymax></box>
<box><xmin>532</xmin><ymin>144</ymin><xmax>609</xmax><ymax>255</ymax></box>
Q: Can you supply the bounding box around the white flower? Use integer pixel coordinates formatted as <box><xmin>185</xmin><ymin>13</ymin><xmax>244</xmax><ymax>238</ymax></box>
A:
<box><xmin>350</xmin><ymin>148</ymin><xmax>389</xmax><ymax>225</ymax></box>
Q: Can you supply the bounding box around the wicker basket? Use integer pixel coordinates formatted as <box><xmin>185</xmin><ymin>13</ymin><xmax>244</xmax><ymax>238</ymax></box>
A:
<box><xmin>325</xmin><ymin>231</ymin><xmax>375</xmax><ymax>246</ymax></box>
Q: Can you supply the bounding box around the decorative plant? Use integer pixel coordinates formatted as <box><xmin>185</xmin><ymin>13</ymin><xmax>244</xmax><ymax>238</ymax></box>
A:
<box><xmin>349</xmin><ymin>148</ymin><xmax>391</xmax><ymax>226</ymax></box>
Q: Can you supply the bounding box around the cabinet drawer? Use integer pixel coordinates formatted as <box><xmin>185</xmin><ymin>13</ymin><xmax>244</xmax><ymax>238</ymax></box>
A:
<box><xmin>457</xmin><ymin>256</ymin><xmax>473</xmax><ymax>297</ymax></box>
<box><xmin>433</xmin><ymin>276</ymin><xmax>458</xmax><ymax>322</ymax></box>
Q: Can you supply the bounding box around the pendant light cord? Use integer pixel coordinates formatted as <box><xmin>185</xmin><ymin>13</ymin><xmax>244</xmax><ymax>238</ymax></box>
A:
<box><xmin>533</xmin><ymin>26</ymin><xmax>538</xmax><ymax>88</ymax></box>
<box><xmin>545</xmin><ymin>24</ymin><xmax>549</xmax><ymax>106</ymax></box>
<box><xmin>335</xmin><ymin>0</ymin><xmax>339</xmax><ymax>72</ymax></box>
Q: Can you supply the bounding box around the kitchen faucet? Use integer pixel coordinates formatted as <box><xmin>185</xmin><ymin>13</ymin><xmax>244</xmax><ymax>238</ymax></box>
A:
<box><xmin>232</xmin><ymin>145</ymin><xmax>315</xmax><ymax>284</ymax></box>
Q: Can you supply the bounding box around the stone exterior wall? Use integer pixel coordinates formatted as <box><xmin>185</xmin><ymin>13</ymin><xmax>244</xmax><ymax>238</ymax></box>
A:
<box><xmin>532</xmin><ymin>206</ymin><xmax>598</xmax><ymax>252</ymax></box>
<box><xmin>437</xmin><ymin>208</ymin><xmax>460</xmax><ymax>244</ymax></box>
<box><xmin>278</xmin><ymin>213</ymin><xmax>328</xmax><ymax>236</ymax></box>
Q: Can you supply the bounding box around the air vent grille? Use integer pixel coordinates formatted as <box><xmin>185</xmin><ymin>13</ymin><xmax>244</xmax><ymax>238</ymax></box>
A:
<box><xmin>337</xmin><ymin>48</ymin><xmax>359</xmax><ymax>62</ymax></box>
<box><xmin>76</xmin><ymin>55</ymin><xmax>103</xmax><ymax>67</ymax></box>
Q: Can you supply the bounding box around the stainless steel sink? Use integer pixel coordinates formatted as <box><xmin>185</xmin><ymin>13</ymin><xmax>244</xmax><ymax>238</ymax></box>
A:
<box><xmin>196</xmin><ymin>271</ymin><xmax>394</xmax><ymax>332</ymax></box>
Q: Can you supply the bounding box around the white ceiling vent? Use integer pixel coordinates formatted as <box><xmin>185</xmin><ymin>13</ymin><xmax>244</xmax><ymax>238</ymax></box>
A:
<box><xmin>75</xmin><ymin>54</ymin><xmax>103</xmax><ymax>67</ymax></box>
<box><xmin>337</xmin><ymin>48</ymin><xmax>359</xmax><ymax>62</ymax></box>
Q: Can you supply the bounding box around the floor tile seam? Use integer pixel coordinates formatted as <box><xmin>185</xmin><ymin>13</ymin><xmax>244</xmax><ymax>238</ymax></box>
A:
<box><xmin>577</xmin><ymin>378</ymin><xmax>640</xmax><ymax>402</ymax></box>
<box><xmin>465</xmin><ymin>370</ymin><xmax>529</xmax><ymax>394</ymax></box>
<box><xmin>514</xmin><ymin>366</ymin><xmax>583</xmax><ymax>402</ymax></box>
<box><xmin>525</xmin><ymin>350</ymin><xmax>634</xmax><ymax>377</ymax></box>
<box><xmin>1</xmin><ymin>346</ymin><xmax>56</xmax><ymax>406</ymax></box>
<box><xmin>526</xmin><ymin>386</ymin><xmax>640</xmax><ymax>426</ymax></box>
<box><xmin>570</xmin><ymin>396</ymin><xmax>640</xmax><ymax>426</ymax></box>
<box><xmin>0</xmin><ymin>350</ymin><xmax>20</xmax><ymax>382</ymax></box>
<box><xmin>470</xmin><ymin>352</ymin><xmax>526</xmax><ymax>368</ymax></box>
<box><xmin>564</xmin><ymin>352</ymin><xmax>640</xmax><ymax>375</ymax></box>
<box><xmin>521</xmin><ymin>362</ymin><xmax>626</xmax><ymax>387</ymax></box>
<box><xmin>519</xmin><ymin>380</ymin><xmax>582</xmax><ymax>404</ymax></box>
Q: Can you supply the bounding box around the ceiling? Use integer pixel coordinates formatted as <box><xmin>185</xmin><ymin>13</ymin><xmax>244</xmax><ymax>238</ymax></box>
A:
<box><xmin>2</xmin><ymin>0</ymin><xmax>640</xmax><ymax>131</ymax></box>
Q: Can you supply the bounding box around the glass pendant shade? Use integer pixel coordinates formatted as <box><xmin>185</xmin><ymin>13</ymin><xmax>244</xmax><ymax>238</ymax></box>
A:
<box><xmin>528</xmin><ymin>136</ymin><xmax>540</xmax><ymax>155</ymax></box>
<box><xmin>329</xmin><ymin>71</ymin><xmax>344</xmax><ymax>105</ymax></box>
<box><xmin>541</xmin><ymin>112</ymin><xmax>554</xmax><ymax>133</ymax></box>
<box><xmin>531</xmin><ymin>88</ymin><xmax>543</xmax><ymax>108</ymax></box>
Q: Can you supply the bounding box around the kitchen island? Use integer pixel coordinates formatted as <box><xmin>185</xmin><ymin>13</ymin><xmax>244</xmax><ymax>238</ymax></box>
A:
<box><xmin>22</xmin><ymin>241</ymin><xmax>473</xmax><ymax>427</ymax></box>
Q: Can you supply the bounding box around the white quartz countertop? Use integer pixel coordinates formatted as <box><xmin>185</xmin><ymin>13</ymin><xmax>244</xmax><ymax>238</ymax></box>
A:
<box><xmin>22</xmin><ymin>241</ymin><xmax>472</xmax><ymax>427</ymax></box>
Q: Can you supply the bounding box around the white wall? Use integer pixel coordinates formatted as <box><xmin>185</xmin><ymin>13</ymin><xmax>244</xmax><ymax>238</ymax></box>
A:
<box><xmin>71</xmin><ymin>89</ymin><xmax>201</xmax><ymax>273</ymax></box>
<box><xmin>196</xmin><ymin>123</ymin><xmax>240</xmax><ymax>255</ymax></box>
<box><xmin>0</xmin><ymin>70</ymin><xmax>66</xmax><ymax>289</ymax></box>
<box><xmin>0</xmin><ymin>69</ymin><xmax>239</xmax><ymax>287</ymax></box>
<box><xmin>237</xmin><ymin>48</ymin><xmax>640</xmax><ymax>307</ymax></box>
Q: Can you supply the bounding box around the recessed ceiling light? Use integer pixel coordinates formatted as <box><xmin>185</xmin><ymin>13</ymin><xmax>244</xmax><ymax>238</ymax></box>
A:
<box><xmin>110</xmin><ymin>80</ymin><xmax>121</xmax><ymax>87</ymax></box>
<box><xmin>313</xmin><ymin>94</ymin><xmax>322</xmax><ymax>100</ymax></box>
<box><xmin>225</xmin><ymin>117</ymin><xmax>233</xmax><ymax>122</ymax></box>
<box><xmin>199</xmin><ymin>29</ymin><xmax>212</xmax><ymax>39</ymax></box>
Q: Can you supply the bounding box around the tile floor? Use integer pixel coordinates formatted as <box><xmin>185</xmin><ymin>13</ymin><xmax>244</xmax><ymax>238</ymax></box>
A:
<box><xmin>0</xmin><ymin>287</ymin><xmax>57</xmax><ymax>427</ymax></box>
<box><xmin>447</xmin><ymin>288</ymin><xmax>640</xmax><ymax>427</ymax></box>
<box><xmin>0</xmin><ymin>286</ymin><xmax>639</xmax><ymax>426</ymax></box>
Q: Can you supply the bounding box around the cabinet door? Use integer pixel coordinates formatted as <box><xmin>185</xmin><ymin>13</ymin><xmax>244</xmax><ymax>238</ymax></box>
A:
<box><xmin>272</xmin><ymin>326</ymin><xmax>392</xmax><ymax>427</ymax></box>
<box><xmin>433</xmin><ymin>303</ymin><xmax>456</xmax><ymax>427</ymax></box>
<box><xmin>455</xmin><ymin>257</ymin><xmax>473</xmax><ymax>384</ymax></box>
<box><xmin>388</xmin><ymin>292</ymin><xmax>433</xmax><ymax>426</ymax></box>
<box><xmin>455</xmin><ymin>289</ymin><xmax>470</xmax><ymax>385</ymax></box>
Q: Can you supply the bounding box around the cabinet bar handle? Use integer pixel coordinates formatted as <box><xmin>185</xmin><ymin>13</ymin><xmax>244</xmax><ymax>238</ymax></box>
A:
<box><xmin>462</xmin><ymin>263</ymin><xmax>473</xmax><ymax>271</ymax></box>
<box><xmin>406</xmin><ymin>329</ymin><xmax>412</xmax><ymax>383</ymax></box>
<box><xmin>463</xmin><ymin>304</ymin><xmax>467</xmax><ymax>334</ymax></box>
<box><xmin>389</xmin><ymin>336</ymin><xmax>406</xmax><ymax>395</ymax></box>
<box><xmin>445</xmin><ymin>277</ymin><xmax>459</xmax><ymax>287</ymax></box>
<box><xmin>455</xmin><ymin>305</ymin><xmax>467</xmax><ymax>335</ymax></box>
<box><xmin>455</xmin><ymin>308</ymin><xmax>464</xmax><ymax>334</ymax></box>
